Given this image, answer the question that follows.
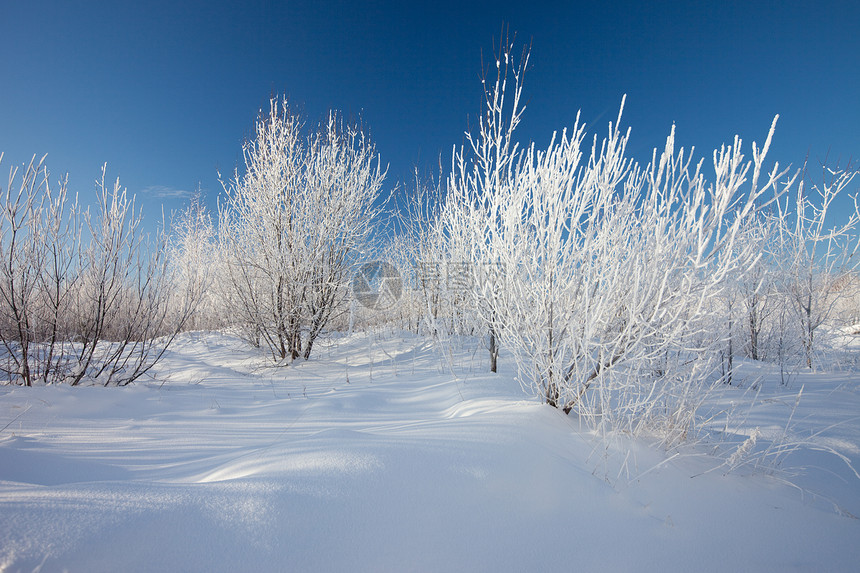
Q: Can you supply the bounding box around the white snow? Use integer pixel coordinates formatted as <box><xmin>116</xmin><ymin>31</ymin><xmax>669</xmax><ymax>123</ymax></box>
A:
<box><xmin>1</xmin><ymin>330</ymin><xmax>859</xmax><ymax>572</ymax></box>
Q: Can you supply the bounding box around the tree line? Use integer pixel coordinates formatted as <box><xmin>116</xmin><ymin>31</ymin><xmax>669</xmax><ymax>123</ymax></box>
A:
<box><xmin>3</xmin><ymin>40</ymin><xmax>858</xmax><ymax>448</ymax></box>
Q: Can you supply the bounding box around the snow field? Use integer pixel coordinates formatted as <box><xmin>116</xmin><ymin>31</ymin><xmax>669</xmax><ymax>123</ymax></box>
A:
<box><xmin>1</xmin><ymin>330</ymin><xmax>859</xmax><ymax>572</ymax></box>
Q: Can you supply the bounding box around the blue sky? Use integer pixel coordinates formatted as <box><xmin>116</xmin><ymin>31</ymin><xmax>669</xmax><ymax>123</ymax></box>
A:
<box><xmin>2</xmin><ymin>0</ymin><xmax>859</xmax><ymax>227</ymax></box>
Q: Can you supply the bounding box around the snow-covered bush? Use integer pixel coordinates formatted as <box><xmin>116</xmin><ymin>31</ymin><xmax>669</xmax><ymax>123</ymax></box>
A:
<box><xmin>217</xmin><ymin>98</ymin><xmax>386</xmax><ymax>362</ymax></box>
<box><xmin>0</xmin><ymin>156</ymin><xmax>189</xmax><ymax>386</ymax></box>
<box><xmin>711</xmin><ymin>215</ymin><xmax>783</xmax><ymax>384</ymax></box>
<box><xmin>167</xmin><ymin>192</ymin><xmax>220</xmax><ymax>331</ymax></box>
<box><xmin>437</xmin><ymin>43</ymin><xmax>796</xmax><ymax>443</ymax></box>
<box><xmin>769</xmin><ymin>164</ymin><xmax>860</xmax><ymax>369</ymax></box>
<box><xmin>0</xmin><ymin>154</ymin><xmax>76</xmax><ymax>385</ymax></box>
<box><xmin>736</xmin><ymin>217</ymin><xmax>780</xmax><ymax>363</ymax></box>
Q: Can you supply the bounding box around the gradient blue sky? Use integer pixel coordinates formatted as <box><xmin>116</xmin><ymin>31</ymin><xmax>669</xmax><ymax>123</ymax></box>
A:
<box><xmin>2</xmin><ymin>0</ymin><xmax>859</xmax><ymax>225</ymax></box>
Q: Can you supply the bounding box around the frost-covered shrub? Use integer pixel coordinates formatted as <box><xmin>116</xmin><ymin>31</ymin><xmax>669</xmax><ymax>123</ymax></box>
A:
<box><xmin>217</xmin><ymin>98</ymin><xmax>386</xmax><ymax>362</ymax></box>
<box><xmin>0</xmin><ymin>156</ymin><xmax>189</xmax><ymax>386</ymax></box>
<box><xmin>436</xmin><ymin>42</ymin><xmax>799</xmax><ymax>443</ymax></box>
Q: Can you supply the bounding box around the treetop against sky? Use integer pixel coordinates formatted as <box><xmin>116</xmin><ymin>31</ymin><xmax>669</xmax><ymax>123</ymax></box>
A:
<box><xmin>1</xmin><ymin>0</ymin><xmax>858</xmax><ymax>226</ymax></box>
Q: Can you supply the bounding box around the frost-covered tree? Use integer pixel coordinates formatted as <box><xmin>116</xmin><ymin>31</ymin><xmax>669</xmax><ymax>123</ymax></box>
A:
<box><xmin>218</xmin><ymin>98</ymin><xmax>386</xmax><ymax>361</ymax></box>
<box><xmin>168</xmin><ymin>191</ymin><xmax>218</xmax><ymax>331</ymax></box>
<box><xmin>439</xmin><ymin>42</ymin><xmax>794</xmax><ymax>442</ymax></box>
<box><xmin>771</xmin><ymin>163</ymin><xmax>860</xmax><ymax>368</ymax></box>
<box><xmin>0</xmin><ymin>155</ymin><xmax>188</xmax><ymax>386</ymax></box>
<box><xmin>437</xmin><ymin>43</ymin><xmax>532</xmax><ymax>371</ymax></box>
<box><xmin>0</xmin><ymin>154</ymin><xmax>76</xmax><ymax>385</ymax></box>
<box><xmin>384</xmin><ymin>171</ymin><xmax>445</xmax><ymax>334</ymax></box>
<box><xmin>736</xmin><ymin>217</ymin><xmax>779</xmax><ymax>362</ymax></box>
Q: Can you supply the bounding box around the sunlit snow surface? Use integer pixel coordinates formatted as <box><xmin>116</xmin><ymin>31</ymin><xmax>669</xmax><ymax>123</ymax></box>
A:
<box><xmin>1</xmin><ymin>331</ymin><xmax>858</xmax><ymax>572</ymax></box>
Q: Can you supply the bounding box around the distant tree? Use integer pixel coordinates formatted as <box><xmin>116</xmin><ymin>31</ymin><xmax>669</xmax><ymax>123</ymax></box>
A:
<box><xmin>168</xmin><ymin>191</ymin><xmax>217</xmax><ymax>331</ymax></box>
<box><xmin>737</xmin><ymin>217</ymin><xmax>778</xmax><ymax>362</ymax></box>
<box><xmin>386</xmin><ymin>170</ymin><xmax>445</xmax><ymax>335</ymax></box>
<box><xmin>772</xmin><ymin>163</ymin><xmax>860</xmax><ymax>369</ymax></box>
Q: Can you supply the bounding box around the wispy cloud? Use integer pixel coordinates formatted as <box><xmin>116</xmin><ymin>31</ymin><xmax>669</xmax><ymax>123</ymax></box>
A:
<box><xmin>141</xmin><ymin>185</ymin><xmax>194</xmax><ymax>200</ymax></box>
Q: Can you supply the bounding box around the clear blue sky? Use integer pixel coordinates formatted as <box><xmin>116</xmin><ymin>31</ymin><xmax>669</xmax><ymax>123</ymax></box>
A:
<box><xmin>2</xmin><ymin>0</ymin><xmax>859</xmax><ymax>226</ymax></box>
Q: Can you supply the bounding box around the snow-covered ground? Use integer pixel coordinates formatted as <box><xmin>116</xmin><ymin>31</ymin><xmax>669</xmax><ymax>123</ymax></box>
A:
<box><xmin>1</xmin><ymin>330</ymin><xmax>859</xmax><ymax>572</ymax></box>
